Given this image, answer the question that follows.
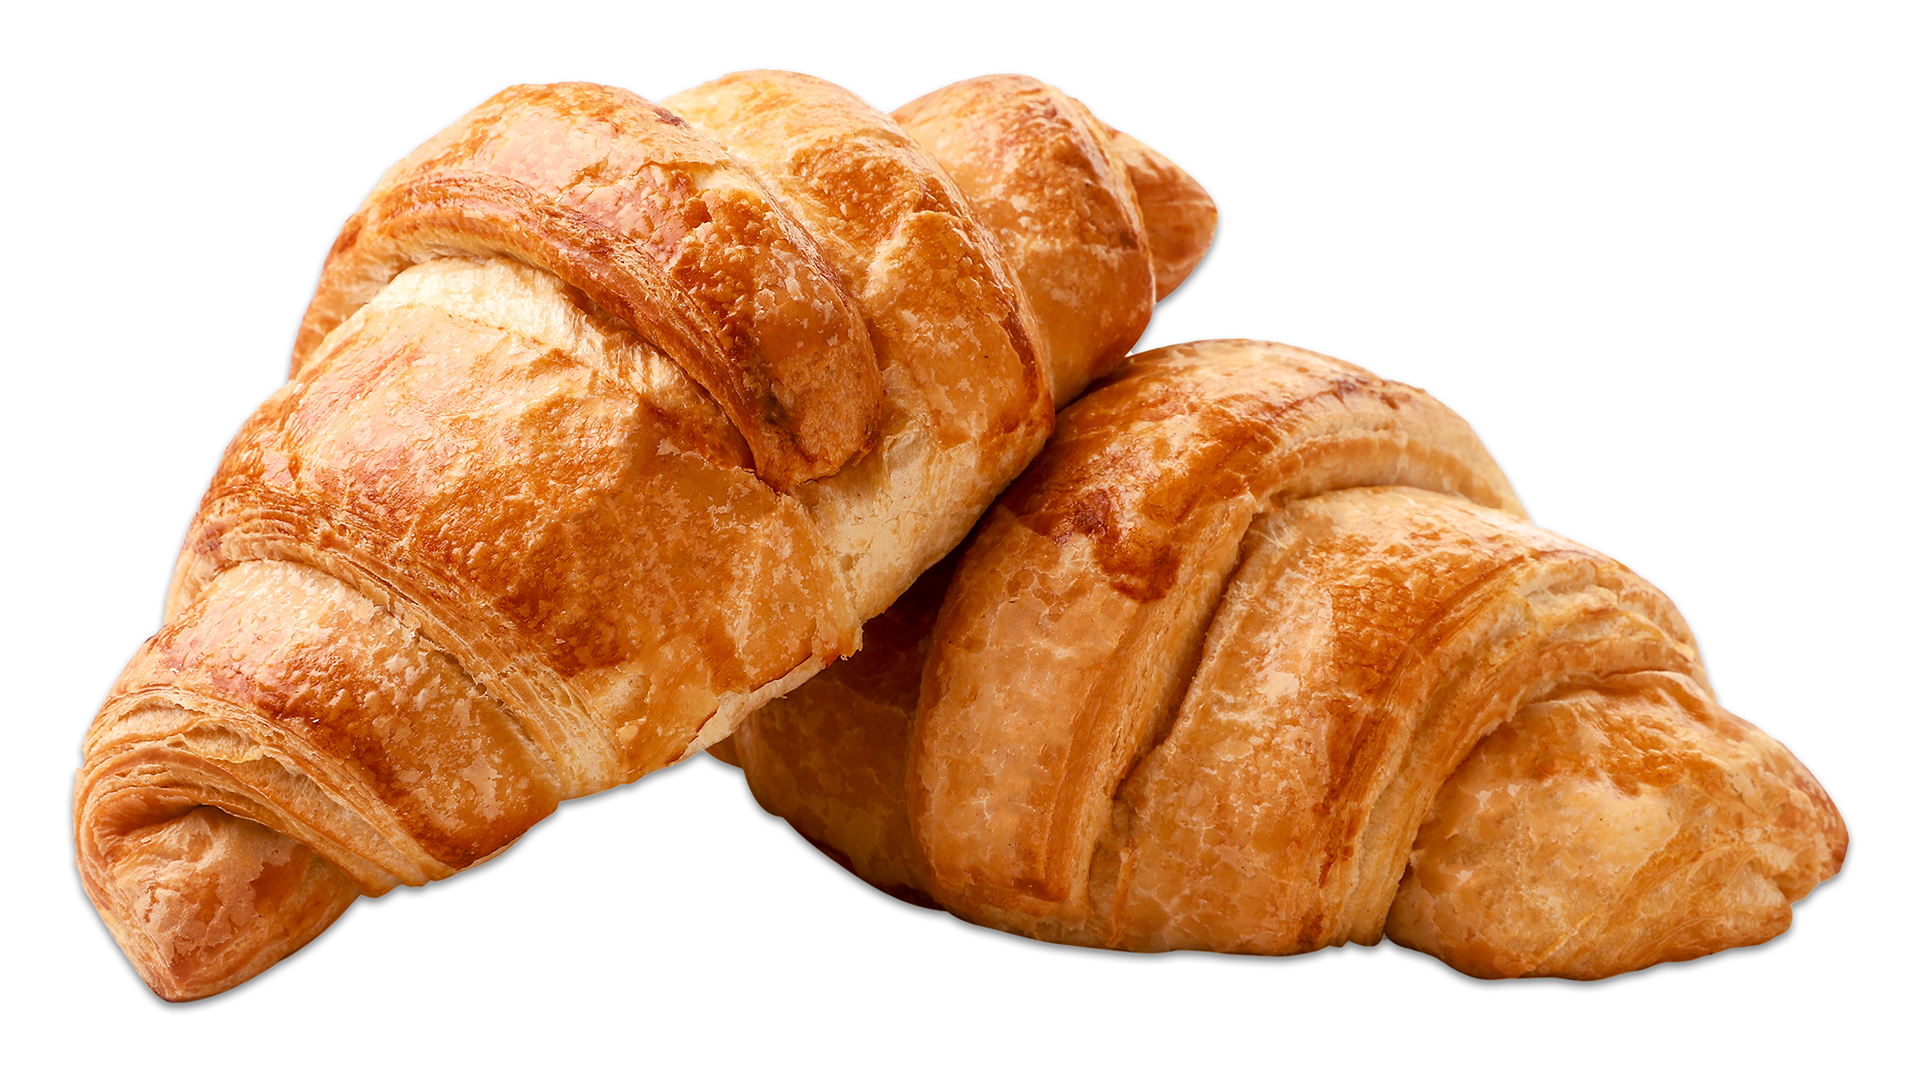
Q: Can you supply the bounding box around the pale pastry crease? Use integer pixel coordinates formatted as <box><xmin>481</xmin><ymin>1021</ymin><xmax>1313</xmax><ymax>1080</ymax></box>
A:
<box><xmin>74</xmin><ymin>71</ymin><xmax>1217</xmax><ymax>1001</ymax></box>
<box><xmin>721</xmin><ymin>338</ymin><xmax>1846</xmax><ymax>978</ymax></box>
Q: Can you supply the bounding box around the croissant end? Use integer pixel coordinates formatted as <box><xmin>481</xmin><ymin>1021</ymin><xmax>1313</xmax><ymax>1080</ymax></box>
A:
<box><xmin>80</xmin><ymin>805</ymin><xmax>359</xmax><ymax>1002</ymax></box>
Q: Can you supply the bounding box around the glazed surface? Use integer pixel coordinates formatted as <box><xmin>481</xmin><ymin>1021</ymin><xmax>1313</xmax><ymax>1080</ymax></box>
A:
<box><xmin>75</xmin><ymin>71</ymin><xmax>1214</xmax><ymax>1000</ymax></box>
<box><xmin>725</xmin><ymin>338</ymin><xmax>1846</xmax><ymax>977</ymax></box>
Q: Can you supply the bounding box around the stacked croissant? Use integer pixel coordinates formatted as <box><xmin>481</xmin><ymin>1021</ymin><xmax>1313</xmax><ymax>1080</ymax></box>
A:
<box><xmin>717</xmin><ymin>338</ymin><xmax>1847</xmax><ymax>977</ymax></box>
<box><xmin>74</xmin><ymin>70</ymin><xmax>1843</xmax><ymax>1002</ymax></box>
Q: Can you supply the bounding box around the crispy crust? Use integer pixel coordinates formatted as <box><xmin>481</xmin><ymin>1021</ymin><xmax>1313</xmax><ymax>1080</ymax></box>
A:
<box><xmin>727</xmin><ymin>338</ymin><xmax>1846</xmax><ymax>977</ymax></box>
<box><xmin>896</xmin><ymin>76</ymin><xmax>1156</xmax><ymax>406</ymax></box>
<box><xmin>76</xmin><ymin>73</ymin><xmax>1205</xmax><ymax>1000</ymax></box>
<box><xmin>292</xmin><ymin>82</ymin><xmax>882</xmax><ymax>490</ymax></box>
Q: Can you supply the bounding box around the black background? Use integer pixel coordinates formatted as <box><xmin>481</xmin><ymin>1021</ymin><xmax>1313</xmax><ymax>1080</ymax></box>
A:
<box><xmin>48</xmin><ymin>23</ymin><xmax>1889</xmax><ymax>1060</ymax></box>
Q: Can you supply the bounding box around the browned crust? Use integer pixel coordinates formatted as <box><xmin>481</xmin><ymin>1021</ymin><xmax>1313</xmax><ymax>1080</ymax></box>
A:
<box><xmin>1096</xmin><ymin>489</ymin><xmax>1714</xmax><ymax>953</ymax></box>
<box><xmin>82</xmin><ymin>257</ymin><xmax>861</xmax><ymax>1002</ymax></box>
<box><xmin>75</xmin><ymin>558</ymin><xmax>562</xmax><ymax>1000</ymax></box>
<box><xmin>664</xmin><ymin>70</ymin><xmax>1054</xmax><ymax>616</ymax></box>
<box><xmin>730</xmin><ymin>550</ymin><xmax>964</xmax><ymax>901</ymax></box>
<box><xmin>895</xmin><ymin>76</ymin><xmax>1155</xmax><ymax>405</ymax></box>
<box><xmin>1103</xmin><ymin>129</ymin><xmax>1216</xmax><ymax>299</ymax></box>
<box><xmin>79</xmin><ymin>72</ymin><xmax>1212</xmax><ymax>1001</ymax></box>
<box><xmin>912</xmin><ymin>340</ymin><xmax>1523</xmax><ymax>916</ymax></box>
<box><xmin>75</xmin><ymin>803</ymin><xmax>359</xmax><ymax>1002</ymax></box>
<box><xmin>727</xmin><ymin>338</ymin><xmax>1846</xmax><ymax>978</ymax></box>
<box><xmin>1385</xmin><ymin>670</ymin><xmax>1848</xmax><ymax>978</ymax></box>
<box><xmin>291</xmin><ymin>83</ymin><xmax>883</xmax><ymax>490</ymax></box>
<box><xmin>181</xmin><ymin>265</ymin><xmax>859</xmax><ymax>790</ymax></box>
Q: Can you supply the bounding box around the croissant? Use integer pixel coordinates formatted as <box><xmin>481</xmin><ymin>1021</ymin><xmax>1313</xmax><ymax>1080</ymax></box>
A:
<box><xmin>74</xmin><ymin>70</ymin><xmax>1215</xmax><ymax>1001</ymax></box>
<box><xmin>717</xmin><ymin>338</ymin><xmax>1847</xmax><ymax>978</ymax></box>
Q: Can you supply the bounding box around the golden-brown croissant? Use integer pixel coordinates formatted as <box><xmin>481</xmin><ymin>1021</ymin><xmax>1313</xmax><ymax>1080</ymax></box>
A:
<box><xmin>73</xmin><ymin>71</ymin><xmax>1215</xmax><ymax>1001</ymax></box>
<box><xmin>718</xmin><ymin>338</ymin><xmax>1847</xmax><ymax>978</ymax></box>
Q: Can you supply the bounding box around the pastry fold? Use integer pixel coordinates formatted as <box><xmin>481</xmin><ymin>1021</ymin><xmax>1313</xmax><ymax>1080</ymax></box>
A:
<box><xmin>722</xmin><ymin>338</ymin><xmax>1846</xmax><ymax>977</ymax></box>
<box><xmin>75</xmin><ymin>71</ymin><xmax>1215</xmax><ymax>1000</ymax></box>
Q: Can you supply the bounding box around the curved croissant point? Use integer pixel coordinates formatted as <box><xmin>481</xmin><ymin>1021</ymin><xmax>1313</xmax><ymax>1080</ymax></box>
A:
<box><xmin>77</xmin><ymin>802</ymin><xmax>359</xmax><ymax>1001</ymax></box>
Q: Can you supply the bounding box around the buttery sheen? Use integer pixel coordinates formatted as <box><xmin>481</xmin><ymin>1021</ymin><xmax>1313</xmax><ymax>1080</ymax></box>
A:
<box><xmin>74</xmin><ymin>71</ymin><xmax>1216</xmax><ymax>1001</ymax></box>
<box><xmin>723</xmin><ymin>339</ymin><xmax>1847</xmax><ymax>978</ymax></box>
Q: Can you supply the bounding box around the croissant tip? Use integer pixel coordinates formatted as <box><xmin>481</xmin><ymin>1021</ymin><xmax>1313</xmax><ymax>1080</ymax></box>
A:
<box><xmin>81</xmin><ymin>804</ymin><xmax>362</xmax><ymax>1002</ymax></box>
